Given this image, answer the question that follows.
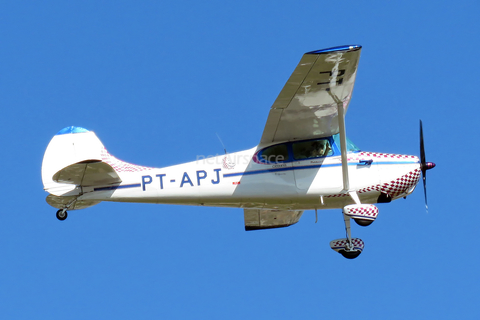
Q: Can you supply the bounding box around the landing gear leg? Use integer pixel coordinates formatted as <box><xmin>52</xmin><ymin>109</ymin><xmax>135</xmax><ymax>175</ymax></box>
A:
<box><xmin>339</xmin><ymin>214</ymin><xmax>362</xmax><ymax>259</ymax></box>
<box><xmin>344</xmin><ymin>214</ymin><xmax>353</xmax><ymax>250</ymax></box>
<box><xmin>329</xmin><ymin>213</ymin><xmax>365</xmax><ymax>259</ymax></box>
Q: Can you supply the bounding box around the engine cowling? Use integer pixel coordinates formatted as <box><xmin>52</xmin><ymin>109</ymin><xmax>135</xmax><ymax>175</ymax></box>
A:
<box><xmin>343</xmin><ymin>204</ymin><xmax>379</xmax><ymax>226</ymax></box>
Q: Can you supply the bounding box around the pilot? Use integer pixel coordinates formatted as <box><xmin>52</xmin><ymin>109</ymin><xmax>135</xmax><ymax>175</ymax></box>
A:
<box><xmin>310</xmin><ymin>141</ymin><xmax>326</xmax><ymax>158</ymax></box>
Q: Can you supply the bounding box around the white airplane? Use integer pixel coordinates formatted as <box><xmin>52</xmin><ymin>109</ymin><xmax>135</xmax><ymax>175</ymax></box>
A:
<box><xmin>41</xmin><ymin>45</ymin><xmax>435</xmax><ymax>259</ymax></box>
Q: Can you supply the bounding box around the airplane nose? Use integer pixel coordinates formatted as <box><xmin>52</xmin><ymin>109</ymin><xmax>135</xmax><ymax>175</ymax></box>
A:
<box><xmin>424</xmin><ymin>162</ymin><xmax>436</xmax><ymax>170</ymax></box>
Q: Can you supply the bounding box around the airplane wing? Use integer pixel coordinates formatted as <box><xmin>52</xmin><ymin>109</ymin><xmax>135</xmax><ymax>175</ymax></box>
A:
<box><xmin>244</xmin><ymin>209</ymin><xmax>304</xmax><ymax>231</ymax></box>
<box><xmin>260</xmin><ymin>45</ymin><xmax>362</xmax><ymax>145</ymax></box>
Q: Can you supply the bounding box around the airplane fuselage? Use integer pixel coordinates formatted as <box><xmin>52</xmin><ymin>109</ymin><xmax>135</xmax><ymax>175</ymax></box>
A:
<box><xmin>78</xmin><ymin>144</ymin><xmax>421</xmax><ymax>211</ymax></box>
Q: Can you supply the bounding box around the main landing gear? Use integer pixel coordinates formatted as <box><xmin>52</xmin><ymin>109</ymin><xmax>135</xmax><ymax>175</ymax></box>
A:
<box><xmin>330</xmin><ymin>214</ymin><xmax>364</xmax><ymax>259</ymax></box>
<box><xmin>330</xmin><ymin>203</ymin><xmax>379</xmax><ymax>259</ymax></box>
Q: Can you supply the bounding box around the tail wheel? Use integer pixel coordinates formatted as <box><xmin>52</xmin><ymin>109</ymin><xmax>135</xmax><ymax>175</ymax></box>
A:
<box><xmin>56</xmin><ymin>209</ymin><xmax>68</xmax><ymax>221</ymax></box>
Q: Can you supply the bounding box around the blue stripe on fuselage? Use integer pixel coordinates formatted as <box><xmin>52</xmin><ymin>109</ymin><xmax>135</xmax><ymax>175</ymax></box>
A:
<box><xmin>94</xmin><ymin>183</ymin><xmax>141</xmax><ymax>191</ymax></box>
<box><xmin>223</xmin><ymin>161</ymin><xmax>418</xmax><ymax>178</ymax></box>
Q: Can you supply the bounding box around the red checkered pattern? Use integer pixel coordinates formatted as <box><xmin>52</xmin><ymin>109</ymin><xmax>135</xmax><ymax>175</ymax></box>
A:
<box><xmin>330</xmin><ymin>238</ymin><xmax>364</xmax><ymax>251</ymax></box>
<box><xmin>358</xmin><ymin>168</ymin><xmax>421</xmax><ymax>198</ymax></box>
<box><xmin>325</xmin><ymin>194</ymin><xmax>349</xmax><ymax>198</ymax></box>
<box><xmin>344</xmin><ymin>204</ymin><xmax>378</xmax><ymax>219</ymax></box>
<box><xmin>348</xmin><ymin>152</ymin><xmax>417</xmax><ymax>161</ymax></box>
<box><xmin>325</xmin><ymin>168</ymin><xmax>421</xmax><ymax>199</ymax></box>
<box><xmin>101</xmin><ymin>148</ymin><xmax>153</xmax><ymax>173</ymax></box>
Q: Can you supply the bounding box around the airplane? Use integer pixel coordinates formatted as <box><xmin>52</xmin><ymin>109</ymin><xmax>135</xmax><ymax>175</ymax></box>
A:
<box><xmin>41</xmin><ymin>45</ymin><xmax>435</xmax><ymax>259</ymax></box>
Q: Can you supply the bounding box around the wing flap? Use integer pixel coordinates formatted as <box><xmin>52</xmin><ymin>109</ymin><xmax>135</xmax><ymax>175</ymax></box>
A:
<box><xmin>244</xmin><ymin>209</ymin><xmax>304</xmax><ymax>231</ymax></box>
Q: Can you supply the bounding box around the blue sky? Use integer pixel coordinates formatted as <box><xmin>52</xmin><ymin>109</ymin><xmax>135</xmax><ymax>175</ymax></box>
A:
<box><xmin>1</xmin><ymin>1</ymin><xmax>479</xmax><ymax>319</ymax></box>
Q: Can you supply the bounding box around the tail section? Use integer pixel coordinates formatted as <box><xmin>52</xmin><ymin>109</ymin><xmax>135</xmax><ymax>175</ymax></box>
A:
<box><xmin>43</xmin><ymin>126</ymin><xmax>154</xmax><ymax>211</ymax></box>
<box><xmin>42</xmin><ymin>126</ymin><xmax>121</xmax><ymax>198</ymax></box>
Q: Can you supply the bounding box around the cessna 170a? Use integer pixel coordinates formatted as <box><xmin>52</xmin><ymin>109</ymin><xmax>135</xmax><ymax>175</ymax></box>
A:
<box><xmin>41</xmin><ymin>45</ymin><xmax>435</xmax><ymax>259</ymax></box>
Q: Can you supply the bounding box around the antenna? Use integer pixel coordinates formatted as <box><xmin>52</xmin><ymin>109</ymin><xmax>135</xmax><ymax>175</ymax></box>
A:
<box><xmin>216</xmin><ymin>133</ymin><xmax>227</xmax><ymax>154</ymax></box>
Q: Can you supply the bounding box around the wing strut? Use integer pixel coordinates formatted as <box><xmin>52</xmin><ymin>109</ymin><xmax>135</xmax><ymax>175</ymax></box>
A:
<box><xmin>328</xmin><ymin>89</ymin><xmax>350</xmax><ymax>192</ymax></box>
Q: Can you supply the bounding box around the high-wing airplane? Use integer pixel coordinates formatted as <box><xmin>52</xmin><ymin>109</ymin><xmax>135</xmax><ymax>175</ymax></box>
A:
<box><xmin>41</xmin><ymin>45</ymin><xmax>435</xmax><ymax>259</ymax></box>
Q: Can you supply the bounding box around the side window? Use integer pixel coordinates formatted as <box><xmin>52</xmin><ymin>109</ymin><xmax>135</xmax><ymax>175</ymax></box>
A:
<box><xmin>293</xmin><ymin>139</ymin><xmax>333</xmax><ymax>160</ymax></box>
<box><xmin>259</xmin><ymin>144</ymin><xmax>289</xmax><ymax>163</ymax></box>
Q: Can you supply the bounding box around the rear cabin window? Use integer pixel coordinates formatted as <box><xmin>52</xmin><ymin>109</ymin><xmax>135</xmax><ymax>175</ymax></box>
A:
<box><xmin>260</xmin><ymin>144</ymin><xmax>289</xmax><ymax>163</ymax></box>
<box><xmin>292</xmin><ymin>139</ymin><xmax>333</xmax><ymax>160</ymax></box>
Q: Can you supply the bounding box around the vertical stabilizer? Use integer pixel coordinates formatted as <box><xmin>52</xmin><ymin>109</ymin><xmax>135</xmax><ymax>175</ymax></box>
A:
<box><xmin>42</xmin><ymin>126</ymin><xmax>106</xmax><ymax>196</ymax></box>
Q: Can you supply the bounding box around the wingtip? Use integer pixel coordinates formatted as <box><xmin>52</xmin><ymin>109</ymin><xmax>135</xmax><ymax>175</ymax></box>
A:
<box><xmin>306</xmin><ymin>45</ymin><xmax>362</xmax><ymax>55</ymax></box>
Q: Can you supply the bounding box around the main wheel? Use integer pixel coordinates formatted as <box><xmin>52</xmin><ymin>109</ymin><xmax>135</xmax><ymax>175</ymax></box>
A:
<box><xmin>354</xmin><ymin>218</ymin><xmax>374</xmax><ymax>227</ymax></box>
<box><xmin>338</xmin><ymin>249</ymin><xmax>362</xmax><ymax>259</ymax></box>
<box><xmin>56</xmin><ymin>209</ymin><xmax>68</xmax><ymax>221</ymax></box>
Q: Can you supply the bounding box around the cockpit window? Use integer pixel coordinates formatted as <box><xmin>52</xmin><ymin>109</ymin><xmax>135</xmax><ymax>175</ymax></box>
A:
<box><xmin>332</xmin><ymin>134</ymin><xmax>360</xmax><ymax>152</ymax></box>
<box><xmin>292</xmin><ymin>139</ymin><xmax>333</xmax><ymax>160</ymax></box>
<box><xmin>259</xmin><ymin>144</ymin><xmax>289</xmax><ymax>163</ymax></box>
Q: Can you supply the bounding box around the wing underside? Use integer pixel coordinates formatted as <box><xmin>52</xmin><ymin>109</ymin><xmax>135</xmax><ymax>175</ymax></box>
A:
<box><xmin>260</xmin><ymin>45</ymin><xmax>362</xmax><ymax>145</ymax></box>
<box><xmin>244</xmin><ymin>209</ymin><xmax>304</xmax><ymax>231</ymax></box>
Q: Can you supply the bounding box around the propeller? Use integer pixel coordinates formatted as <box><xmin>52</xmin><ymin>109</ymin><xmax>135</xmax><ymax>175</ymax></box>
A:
<box><xmin>419</xmin><ymin>120</ymin><xmax>436</xmax><ymax>211</ymax></box>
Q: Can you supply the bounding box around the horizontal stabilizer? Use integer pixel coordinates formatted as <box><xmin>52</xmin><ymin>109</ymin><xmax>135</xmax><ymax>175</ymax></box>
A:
<box><xmin>44</xmin><ymin>183</ymin><xmax>78</xmax><ymax>197</ymax></box>
<box><xmin>53</xmin><ymin>160</ymin><xmax>121</xmax><ymax>186</ymax></box>
<box><xmin>46</xmin><ymin>194</ymin><xmax>101</xmax><ymax>210</ymax></box>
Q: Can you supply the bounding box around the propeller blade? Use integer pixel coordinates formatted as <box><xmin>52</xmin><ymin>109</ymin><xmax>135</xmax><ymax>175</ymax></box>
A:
<box><xmin>423</xmin><ymin>169</ymin><xmax>428</xmax><ymax>211</ymax></box>
<box><xmin>420</xmin><ymin>120</ymin><xmax>426</xmax><ymax>167</ymax></box>
<box><xmin>419</xmin><ymin>120</ymin><xmax>436</xmax><ymax>212</ymax></box>
<box><xmin>420</xmin><ymin>120</ymin><xmax>428</xmax><ymax>211</ymax></box>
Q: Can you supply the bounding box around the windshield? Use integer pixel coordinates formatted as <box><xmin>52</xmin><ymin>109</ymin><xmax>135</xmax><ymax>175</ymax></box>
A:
<box><xmin>332</xmin><ymin>134</ymin><xmax>360</xmax><ymax>152</ymax></box>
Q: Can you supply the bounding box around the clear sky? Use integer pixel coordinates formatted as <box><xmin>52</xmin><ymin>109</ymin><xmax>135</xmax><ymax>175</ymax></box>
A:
<box><xmin>1</xmin><ymin>1</ymin><xmax>479</xmax><ymax>319</ymax></box>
